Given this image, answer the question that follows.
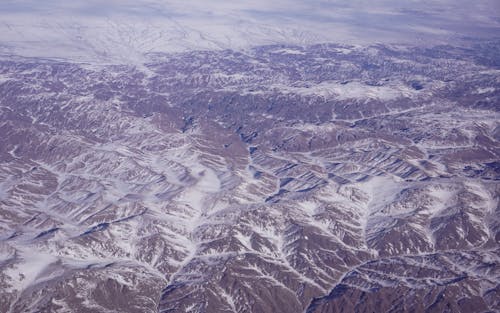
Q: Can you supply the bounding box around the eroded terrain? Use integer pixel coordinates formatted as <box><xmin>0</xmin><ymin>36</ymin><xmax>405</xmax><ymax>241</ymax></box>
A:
<box><xmin>0</xmin><ymin>42</ymin><xmax>499</xmax><ymax>312</ymax></box>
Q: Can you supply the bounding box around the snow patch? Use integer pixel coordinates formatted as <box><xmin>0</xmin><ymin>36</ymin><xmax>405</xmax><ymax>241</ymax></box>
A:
<box><xmin>475</xmin><ymin>87</ymin><xmax>496</xmax><ymax>94</ymax></box>
<box><xmin>177</xmin><ymin>163</ymin><xmax>221</xmax><ymax>213</ymax></box>
<box><xmin>276</xmin><ymin>81</ymin><xmax>417</xmax><ymax>101</ymax></box>
<box><xmin>4</xmin><ymin>249</ymin><xmax>58</xmax><ymax>292</ymax></box>
<box><xmin>272</xmin><ymin>48</ymin><xmax>305</xmax><ymax>55</ymax></box>
<box><xmin>299</xmin><ymin>200</ymin><xmax>318</xmax><ymax>216</ymax></box>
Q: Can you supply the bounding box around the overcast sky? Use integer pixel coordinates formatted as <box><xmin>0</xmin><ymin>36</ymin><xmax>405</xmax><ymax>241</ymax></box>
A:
<box><xmin>0</xmin><ymin>0</ymin><xmax>499</xmax><ymax>63</ymax></box>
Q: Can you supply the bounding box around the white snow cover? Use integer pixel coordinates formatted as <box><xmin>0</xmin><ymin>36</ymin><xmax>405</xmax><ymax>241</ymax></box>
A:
<box><xmin>276</xmin><ymin>81</ymin><xmax>417</xmax><ymax>101</ymax></box>
<box><xmin>4</xmin><ymin>249</ymin><xmax>58</xmax><ymax>292</ymax></box>
<box><xmin>0</xmin><ymin>0</ymin><xmax>499</xmax><ymax>63</ymax></box>
<box><xmin>475</xmin><ymin>87</ymin><xmax>496</xmax><ymax>94</ymax></box>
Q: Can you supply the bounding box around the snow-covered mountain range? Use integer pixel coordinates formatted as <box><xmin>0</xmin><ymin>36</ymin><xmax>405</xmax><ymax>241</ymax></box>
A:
<box><xmin>0</xmin><ymin>41</ymin><xmax>499</xmax><ymax>312</ymax></box>
<box><xmin>1</xmin><ymin>1</ymin><xmax>500</xmax><ymax>312</ymax></box>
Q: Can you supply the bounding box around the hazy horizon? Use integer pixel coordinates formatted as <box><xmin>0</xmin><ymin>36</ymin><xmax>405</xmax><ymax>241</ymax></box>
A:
<box><xmin>0</xmin><ymin>0</ymin><xmax>499</xmax><ymax>63</ymax></box>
